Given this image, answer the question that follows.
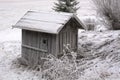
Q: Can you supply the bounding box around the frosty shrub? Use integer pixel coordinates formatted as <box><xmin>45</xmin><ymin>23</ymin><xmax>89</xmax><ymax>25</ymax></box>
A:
<box><xmin>41</xmin><ymin>45</ymin><xmax>80</xmax><ymax>80</ymax></box>
<box><xmin>93</xmin><ymin>0</ymin><xmax>120</xmax><ymax>30</ymax></box>
<box><xmin>83</xmin><ymin>18</ymin><xmax>97</xmax><ymax>31</ymax></box>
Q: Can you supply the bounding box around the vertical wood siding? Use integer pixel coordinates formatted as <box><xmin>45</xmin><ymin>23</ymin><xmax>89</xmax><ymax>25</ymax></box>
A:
<box><xmin>22</xmin><ymin>30</ymin><xmax>56</xmax><ymax>66</ymax></box>
<box><xmin>57</xmin><ymin>18</ymin><xmax>79</xmax><ymax>55</ymax></box>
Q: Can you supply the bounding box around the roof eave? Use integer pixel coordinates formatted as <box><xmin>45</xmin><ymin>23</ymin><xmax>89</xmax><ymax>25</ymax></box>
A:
<box><xmin>57</xmin><ymin>14</ymin><xmax>86</xmax><ymax>33</ymax></box>
<box><xmin>73</xmin><ymin>14</ymin><xmax>87</xmax><ymax>29</ymax></box>
<box><xmin>57</xmin><ymin>15</ymin><xmax>73</xmax><ymax>33</ymax></box>
<box><xmin>13</xmin><ymin>25</ymin><xmax>58</xmax><ymax>34</ymax></box>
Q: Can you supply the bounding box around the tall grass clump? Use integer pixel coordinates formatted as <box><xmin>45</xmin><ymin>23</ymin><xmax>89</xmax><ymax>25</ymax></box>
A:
<box><xmin>83</xmin><ymin>18</ymin><xmax>97</xmax><ymax>31</ymax></box>
<box><xmin>93</xmin><ymin>0</ymin><xmax>120</xmax><ymax>30</ymax></box>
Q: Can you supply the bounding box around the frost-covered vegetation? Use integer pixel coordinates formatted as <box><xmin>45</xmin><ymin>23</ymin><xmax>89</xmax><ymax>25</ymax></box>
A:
<box><xmin>93</xmin><ymin>0</ymin><xmax>120</xmax><ymax>30</ymax></box>
<box><xmin>1</xmin><ymin>31</ymin><xmax>120</xmax><ymax>80</ymax></box>
<box><xmin>83</xmin><ymin>18</ymin><xmax>97</xmax><ymax>30</ymax></box>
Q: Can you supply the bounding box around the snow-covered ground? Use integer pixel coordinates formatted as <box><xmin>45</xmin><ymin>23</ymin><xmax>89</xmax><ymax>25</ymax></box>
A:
<box><xmin>1</xmin><ymin>0</ymin><xmax>120</xmax><ymax>80</ymax></box>
<box><xmin>1</xmin><ymin>30</ymin><xmax>120</xmax><ymax>80</ymax></box>
<box><xmin>78</xmin><ymin>31</ymin><xmax>120</xmax><ymax>80</ymax></box>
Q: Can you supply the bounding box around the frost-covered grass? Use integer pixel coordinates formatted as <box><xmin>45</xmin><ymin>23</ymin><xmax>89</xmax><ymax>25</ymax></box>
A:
<box><xmin>1</xmin><ymin>31</ymin><xmax>120</xmax><ymax>80</ymax></box>
<box><xmin>78</xmin><ymin>30</ymin><xmax>120</xmax><ymax>80</ymax></box>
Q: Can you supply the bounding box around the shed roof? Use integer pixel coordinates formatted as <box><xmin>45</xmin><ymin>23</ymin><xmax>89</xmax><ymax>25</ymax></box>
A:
<box><xmin>13</xmin><ymin>11</ymin><xmax>85</xmax><ymax>34</ymax></box>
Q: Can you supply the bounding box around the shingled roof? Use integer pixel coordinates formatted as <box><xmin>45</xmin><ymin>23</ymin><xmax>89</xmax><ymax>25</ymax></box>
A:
<box><xmin>13</xmin><ymin>11</ymin><xmax>85</xmax><ymax>34</ymax></box>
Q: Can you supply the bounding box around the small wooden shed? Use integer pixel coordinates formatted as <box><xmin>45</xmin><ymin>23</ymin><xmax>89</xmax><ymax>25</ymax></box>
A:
<box><xmin>13</xmin><ymin>11</ymin><xmax>85</xmax><ymax>65</ymax></box>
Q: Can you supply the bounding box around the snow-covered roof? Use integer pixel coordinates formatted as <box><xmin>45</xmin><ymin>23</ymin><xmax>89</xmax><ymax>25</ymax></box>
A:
<box><xmin>13</xmin><ymin>11</ymin><xmax>85</xmax><ymax>34</ymax></box>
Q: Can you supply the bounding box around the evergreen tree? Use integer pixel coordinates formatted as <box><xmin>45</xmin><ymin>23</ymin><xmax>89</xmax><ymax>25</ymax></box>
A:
<box><xmin>53</xmin><ymin>0</ymin><xmax>80</xmax><ymax>13</ymax></box>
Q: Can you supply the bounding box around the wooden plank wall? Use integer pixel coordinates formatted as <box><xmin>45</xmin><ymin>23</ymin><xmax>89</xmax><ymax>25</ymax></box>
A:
<box><xmin>51</xmin><ymin>35</ymin><xmax>57</xmax><ymax>56</ymax></box>
<box><xmin>22</xmin><ymin>30</ymin><xmax>56</xmax><ymax>66</ymax></box>
<box><xmin>57</xmin><ymin>18</ymin><xmax>78</xmax><ymax>55</ymax></box>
